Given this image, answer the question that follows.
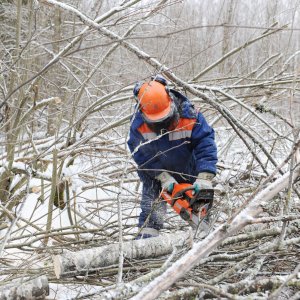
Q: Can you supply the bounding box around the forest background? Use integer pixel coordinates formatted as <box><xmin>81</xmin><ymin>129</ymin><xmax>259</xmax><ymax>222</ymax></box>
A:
<box><xmin>0</xmin><ymin>0</ymin><xmax>300</xmax><ymax>299</ymax></box>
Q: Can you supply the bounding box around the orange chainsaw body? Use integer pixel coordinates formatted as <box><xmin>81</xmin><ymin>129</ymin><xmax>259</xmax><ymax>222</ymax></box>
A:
<box><xmin>161</xmin><ymin>183</ymin><xmax>212</xmax><ymax>228</ymax></box>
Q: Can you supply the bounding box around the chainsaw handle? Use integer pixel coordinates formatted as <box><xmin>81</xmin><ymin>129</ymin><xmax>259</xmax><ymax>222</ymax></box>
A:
<box><xmin>172</xmin><ymin>186</ymin><xmax>195</xmax><ymax>199</ymax></box>
<box><xmin>190</xmin><ymin>188</ymin><xmax>214</xmax><ymax>207</ymax></box>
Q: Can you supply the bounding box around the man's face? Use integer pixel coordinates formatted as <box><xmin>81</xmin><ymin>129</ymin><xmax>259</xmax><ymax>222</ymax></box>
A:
<box><xmin>145</xmin><ymin>110</ymin><xmax>179</xmax><ymax>134</ymax></box>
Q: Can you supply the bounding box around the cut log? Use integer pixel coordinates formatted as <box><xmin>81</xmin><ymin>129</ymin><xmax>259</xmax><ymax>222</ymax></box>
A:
<box><xmin>53</xmin><ymin>232</ymin><xmax>189</xmax><ymax>278</ymax></box>
<box><xmin>0</xmin><ymin>276</ymin><xmax>49</xmax><ymax>300</ymax></box>
<box><xmin>132</xmin><ymin>164</ymin><xmax>300</xmax><ymax>300</ymax></box>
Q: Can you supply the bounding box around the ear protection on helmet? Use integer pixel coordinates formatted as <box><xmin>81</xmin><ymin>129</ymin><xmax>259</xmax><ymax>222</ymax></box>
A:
<box><xmin>133</xmin><ymin>75</ymin><xmax>170</xmax><ymax>104</ymax></box>
<box><xmin>150</xmin><ymin>75</ymin><xmax>168</xmax><ymax>86</ymax></box>
<box><xmin>133</xmin><ymin>81</ymin><xmax>144</xmax><ymax>102</ymax></box>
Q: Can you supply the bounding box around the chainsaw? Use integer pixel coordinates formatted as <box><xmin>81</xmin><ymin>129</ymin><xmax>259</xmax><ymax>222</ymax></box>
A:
<box><xmin>161</xmin><ymin>183</ymin><xmax>214</xmax><ymax>229</ymax></box>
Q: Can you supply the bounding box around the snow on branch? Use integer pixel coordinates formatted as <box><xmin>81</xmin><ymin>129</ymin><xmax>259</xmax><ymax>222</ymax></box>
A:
<box><xmin>132</xmin><ymin>163</ymin><xmax>300</xmax><ymax>300</ymax></box>
<box><xmin>0</xmin><ymin>276</ymin><xmax>49</xmax><ymax>300</ymax></box>
<box><xmin>53</xmin><ymin>232</ymin><xmax>189</xmax><ymax>279</ymax></box>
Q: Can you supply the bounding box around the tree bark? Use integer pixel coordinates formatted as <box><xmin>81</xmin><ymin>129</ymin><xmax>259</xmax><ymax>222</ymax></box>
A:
<box><xmin>132</xmin><ymin>163</ymin><xmax>300</xmax><ymax>300</ymax></box>
<box><xmin>53</xmin><ymin>232</ymin><xmax>189</xmax><ymax>279</ymax></box>
<box><xmin>0</xmin><ymin>276</ymin><xmax>49</xmax><ymax>300</ymax></box>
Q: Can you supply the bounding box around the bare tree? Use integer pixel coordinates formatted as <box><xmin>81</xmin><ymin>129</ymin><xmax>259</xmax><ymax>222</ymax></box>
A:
<box><xmin>0</xmin><ymin>0</ymin><xmax>299</xmax><ymax>299</ymax></box>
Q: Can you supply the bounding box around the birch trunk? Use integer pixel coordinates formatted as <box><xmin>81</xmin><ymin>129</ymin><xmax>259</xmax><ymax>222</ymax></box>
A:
<box><xmin>0</xmin><ymin>276</ymin><xmax>49</xmax><ymax>300</ymax></box>
<box><xmin>53</xmin><ymin>232</ymin><xmax>189</xmax><ymax>279</ymax></box>
<box><xmin>132</xmin><ymin>164</ymin><xmax>300</xmax><ymax>300</ymax></box>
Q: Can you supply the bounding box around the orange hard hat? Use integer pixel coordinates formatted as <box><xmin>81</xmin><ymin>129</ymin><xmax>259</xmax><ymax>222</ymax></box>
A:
<box><xmin>136</xmin><ymin>81</ymin><xmax>174</xmax><ymax>122</ymax></box>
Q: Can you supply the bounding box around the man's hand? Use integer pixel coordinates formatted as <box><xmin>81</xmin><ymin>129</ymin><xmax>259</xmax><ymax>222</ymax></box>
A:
<box><xmin>156</xmin><ymin>171</ymin><xmax>178</xmax><ymax>193</ymax></box>
<box><xmin>193</xmin><ymin>172</ymin><xmax>214</xmax><ymax>193</ymax></box>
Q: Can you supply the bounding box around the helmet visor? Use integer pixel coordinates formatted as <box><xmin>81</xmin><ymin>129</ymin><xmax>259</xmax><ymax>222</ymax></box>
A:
<box><xmin>142</xmin><ymin>101</ymin><xmax>175</xmax><ymax>124</ymax></box>
<box><xmin>143</xmin><ymin>104</ymin><xmax>179</xmax><ymax>134</ymax></box>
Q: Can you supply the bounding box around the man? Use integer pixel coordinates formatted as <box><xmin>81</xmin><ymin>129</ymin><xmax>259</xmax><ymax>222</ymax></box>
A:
<box><xmin>128</xmin><ymin>75</ymin><xmax>217</xmax><ymax>238</ymax></box>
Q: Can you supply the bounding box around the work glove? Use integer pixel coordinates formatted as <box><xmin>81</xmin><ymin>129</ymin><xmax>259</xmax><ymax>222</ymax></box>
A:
<box><xmin>156</xmin><ymin>171</ymin><xmax>178</xmax><ymax>193</ymax></box>
<box><xmin>193</xmin><ymin>172</ymin><xmax>214</xmax><ymax>194</ymax></box>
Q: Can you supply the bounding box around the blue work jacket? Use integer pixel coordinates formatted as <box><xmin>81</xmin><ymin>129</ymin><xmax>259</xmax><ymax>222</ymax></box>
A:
<box><xmin>127</xmin><ymin>90</ymin><xmax>217</xmax><ymax>183</ymax></box>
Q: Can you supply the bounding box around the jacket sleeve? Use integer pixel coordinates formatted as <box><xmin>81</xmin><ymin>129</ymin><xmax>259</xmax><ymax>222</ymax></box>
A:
<box><xmin>191</xmin><ymin>113</ymin><xmax>218</xmax><ymax>175</ymax></box>
<box><xmin>127</xmin><ymin>126</ymin><xmax>163</xmax><ymax>180</ymax></box>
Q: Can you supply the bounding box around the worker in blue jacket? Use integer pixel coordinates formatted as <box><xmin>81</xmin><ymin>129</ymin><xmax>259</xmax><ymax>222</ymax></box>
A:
<box><xmin>128</xmin><ymin>75</ymin><xmax>218</xmax><ymax>238</ymax></box>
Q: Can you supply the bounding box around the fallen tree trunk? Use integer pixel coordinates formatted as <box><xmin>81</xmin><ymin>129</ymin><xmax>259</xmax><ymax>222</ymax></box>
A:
<box><xmin>159</xmin><ymin>276</ymin><xmax>300</xmax><ymax>299</ymax></box>
<box><xmin>132</xmin><ymin>162</ymin><xmax>300</xmax><ymax>300</ymax></box>
<box><xmin>53</xmin><ymin>232</ymin><xmax>189</xmax><ymax>278</ymax></box>
<box><xmin>0</xmin><ymin>276</ymin><xmax>49</xmax><ymax>300</ymax></box>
